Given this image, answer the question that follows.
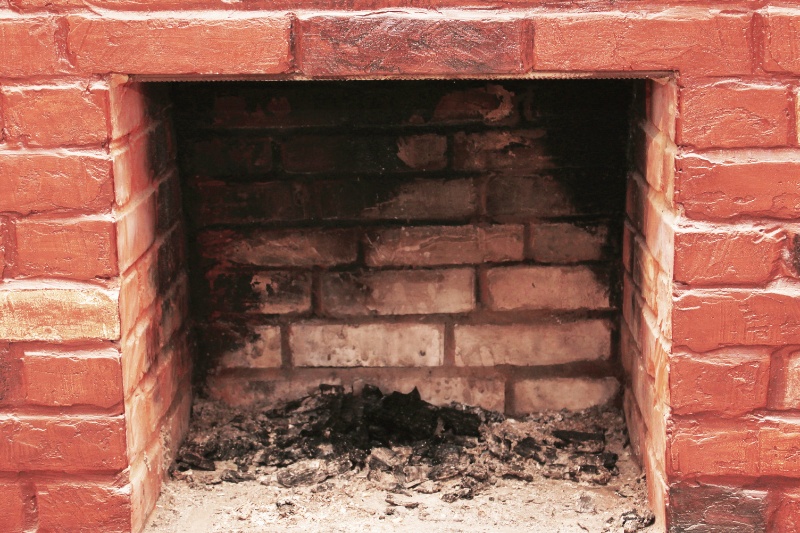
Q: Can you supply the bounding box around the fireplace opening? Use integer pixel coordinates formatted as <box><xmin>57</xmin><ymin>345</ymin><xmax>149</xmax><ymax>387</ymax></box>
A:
<box><xmin>172</xmin><ymin>79</ymin><xmax>638</xmax><ymax>412</ymax></box>
<box><xmin>122</xmin><ymin>77</ymin><xmax>674</xmax><ymax>530</ymax></box>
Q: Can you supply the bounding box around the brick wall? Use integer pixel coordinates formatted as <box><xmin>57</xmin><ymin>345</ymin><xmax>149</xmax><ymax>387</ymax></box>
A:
<box><xmin>2</xmin><ymin>3</ymin><xmax>800</xmax><ymax>532</ymax></box>
<box><xmin>173</xmin><ymin>80</ymin><xmax>632</xmax><ymax>415</ymax></box>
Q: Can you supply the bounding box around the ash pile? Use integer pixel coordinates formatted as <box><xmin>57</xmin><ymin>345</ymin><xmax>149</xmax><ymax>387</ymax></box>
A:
<box><xmin>174</xmin><ymin>384</ymin><xmax>633</xmax><ymax>498</ymax></box>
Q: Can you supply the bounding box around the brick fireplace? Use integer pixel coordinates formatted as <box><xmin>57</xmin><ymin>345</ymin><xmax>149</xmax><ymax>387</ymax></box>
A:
<box><xmin>1</xmin><ymin>3</ymin><xmax>800</xmax><ymax>532</ymax></box>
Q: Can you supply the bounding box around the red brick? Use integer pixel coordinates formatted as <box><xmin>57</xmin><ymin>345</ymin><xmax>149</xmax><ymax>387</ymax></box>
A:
<box><xmin>772</xmin><ymin>491</ymin><xmax>800</xmax><ymax>533</ymax></box>
<box><xmin>763</xmin><ymin>9</ymin><xmax>800</xmax><ymax>74</ymax></box>
<box><xmin>511</xmin><ymin>377</ymin><xmax>619</xmax><ymax>415</ymax></box>
<box><xmin>433</xmin><ymin>84</ymin><xmax>518</xmax><ymax>125</ymax></box>
<box><xmin>0</xmin><ymin>482</ymin><xmax>26</xmax><ymax>533</ymax></box>
<box><xmin>297</xmin><ymin>14</ymin><xmax>527</xmax><ymax>77</ymax></box>
<box><xmin>15</xmin><ymin>218</ymin><xmax>118</xmax><ymax>279</ymax></box>
<box><xmin>281</xmin><ymin>134</ymin><xmax>446</xmax><ymax>174</ymax></box>
<box><xmin>67</xmin><ymin>14</ymin><xmax>292</xmax><ymax>75</ymax></box>
<box><xmin>130</xmin><ymin>438</ymin><xmax>164</xmax><ymax>533</ymax></box>
<box><xmin>453</xmin><ymin>130</ymin><xmax>551</xmax><ymax>172</ymax></box>
<box><xmin>37</xmin><ymin>480</ymin><xmax>131</xmax><ymax>532</ymax></box>
<box><xmin>484</xmin><ymin>265</ymin><xmax>609</xmax><ymax>311</ymax></box>
<box><xmin>116</xmin><ymin>192</ymin><xmax>156</xmax><ymax>273</ymax></box>
<box><xmin>0</xmin><ymin>415</ymin><xmax>127</xmax><ymax>471</ymax></box>
<box><xmin>486</xmin><ymin>172</ymin><xmax>622</xmax><ymax>220</ymax></box>
<box><xmin>212</xmin><ymin>323</ymin><xmax>282</xmax><ymax>370</ymax></box>
<box><xmin>759</xmin><ymin>417</ymin><xmax>800</xmax><ymax>477</ymax></box>
<box><xmin>206</xmin><ymin>270</ymin><xmax>311</xmax><ymax>315</ymax></box>
<box><xmin>673</xmin><ymin>289</ymin><xmax>800</xmax><ymax>352</ymax></box>
<box><xmin>669</xmin><ymin>483</ymin><xmax>768</xmax><ymax>533</ymax></box>
<box><xmin>670</xmin><ymin>348</ymin><xmax>770</xmax><ymax>415</ymax></box>
<box><xmin>669</xmin><ymin>418</ymin><xmax>759</xmax><ymax>478</ymax></box>
<box><xmin>290</xmin><ymin>322</ymin><xmax>444</xmax><ymax>367</ymax></box>
<box><xmin>22</xmin><ymin>348</ymin><xmax>123</xmax><ymax>409</ymax></box>
<box><xmin>364</xmin><ymin>225</ymin><xmax>523</xmax><ymax>267</ymax></box>
<box><xmin>674</xmin><ymin>225</ymin><xmax>785</xmax><ymax>285</ymax></box>
<box><xmin>188</xmin><ymin>181</ymin><xmax>304</xmax><ymax>228</ymax></box>
<box><xmin>0</xmin><ymin>285</ymin><xmax>120</xmax><ymax>341</ymax></box>
<box><xmin>676</xmin><ymin>151</ymin><xmax>800</xmax><ymax>220</ymax></box>
<box><xmin>0</xmin><ymin>151</ymin><xmax>114</xmax><ymax>215</ymax></box>
<box><xmin>0</xmin><ymin>18</ymin><xmax>61</xmax><ymax>78</ymax></box>
<box><xmin>532</xmin><ymin>11</ymin><xmax>752</xmax><ymax>75</ymax></box>
<box><xmin>310</xmin><ymin>178</ymin><xmax>477</xmax><ymax>222</ymax></box>
<box><xmin>208</xmin><ymin>371</ymin><xmax>505</xmax><ymax>412</ymax></box>
<box><xmin>321</xmin><ymin>269</ymin><xmax>474</xmax><ymax>316</ymax></box>
<box><xmin>680</xmin><ymin>82</ymin><xmax>791</xmax><ymax>149</ymax></box>
<box><xmin>198</xmin><ymin>228</ymin><xmax>359</xmax><ymax>267</ymax></box>
<box><xmin>455</xmin><ymin>319</ymin><xmax>611</xmax><ymax>366</ymax></box>
<box><xmin>528</xmin><ymin>222</ymin><xmax>610</xmax><ymax>263</ymax></box>
<box><xmin>2</xmin><ymin>85</ymin><xmax>108</xmax><ymax>147</ymax></box>
<box><xmin>183</xmin><ymin>136</ymin><xmax>273</xmax><ymax>178</ymax></box>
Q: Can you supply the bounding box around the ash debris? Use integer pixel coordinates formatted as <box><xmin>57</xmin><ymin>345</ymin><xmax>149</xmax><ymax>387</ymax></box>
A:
<box><xmin>171</xmin><ymin>384</ymin><xmax>654</xmax><ymax>530</ymax></box>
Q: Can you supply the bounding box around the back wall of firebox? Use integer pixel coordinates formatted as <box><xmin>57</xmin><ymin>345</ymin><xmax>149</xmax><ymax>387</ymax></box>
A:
<box><xmin>171</xmin><ymin>79</ymin><xmax>641</xmax><ymax>415</ymax></box>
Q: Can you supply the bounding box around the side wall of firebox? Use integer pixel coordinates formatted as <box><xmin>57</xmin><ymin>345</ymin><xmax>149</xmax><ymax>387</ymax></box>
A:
<box><xmin>173</xmin><ymin>80</ymin><xmax>634</xmax><ymax>416</ymax></box>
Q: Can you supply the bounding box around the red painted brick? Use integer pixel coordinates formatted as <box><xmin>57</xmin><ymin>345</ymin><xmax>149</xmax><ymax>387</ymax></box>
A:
<box><xmin>0</xmin><ymin>415</ymin><xmax>127</xmax><ymax>471</ymax></box>
<box><xmin>455</xmin><ymin>319</ymin><xmax>611</xmax><ymax>366</ymax></box>
<box><xmin>0</xmin><ymin>152</ymin><xmax>114</xmax><ymax>215</ymax></box>
<box><xmin>673</xmin><ymin>289</ymin><xmax>800</xmax><ymax>352</ymax></box>
<box><xmin>0</xmin><ymin>482</ymin><xmax>26</xmax><ymax>533</ymax></box>
<box><xmin>484</xmin><ymin>265</ymin><xmax>610</xmax><ymax>311</ymax></box>
<box><xmin>2</xmin><ymin>85</ymin><xmax>109</xmax><ymax>147</ymax></box>
<box><xmin>676</xmin><ymin>151</ymin><xmax>800</xmax><ymax>220</ymax></box>
<box><xmin>771</xmin><ymin>350</ymin><xmax>800</xmax><ymax>410</ymax></box>
<box><xmin>674</xmin><ymin>225</ymin><xmax>784</xmax><ymax>285</ymax></box>
<box><xmin>290</xmin><ymin>322</ymin><xmax>444</xmax><ymax>367</ymax></box>
<box><xmin>297</xmin><ymin>14</ymin><xmax>527</xmax><ymax>77</ymax></box>
<box><xmin>15</xmin><ymin>218</ymin><xmax>118</xmax><ymax>279</ymax></box>
<box><xmin>199</xmin><ymin>228</ymin><xmax>359</xmax><ymax>267</ymax></box>
<box><xmin>0</xmin><ymin>18</ymin><xmax>61</xmax><ymax>77</ymax></box>
<box><xmin>322</xmin><ymin>268</ymin><xmax>474</xmax><ymax>316</ymax></box>
<box><xmin>112</xmin><ymin>128</ymin><xmax>159</xmax><ymax>208</ymax></box>
<box><xmin>116</xmin><ymin>192</ymin><xmax>156</xmax><ymax>273</ymax></box>
<box><xmin>0</xmin><ymin>217</ymin><xmax>8</xmax><ymax>278</ymax></box>
<box><xmin>759</xmin><ymin>417</ymin><xmax>800</xmax><ymax>477</ymax></box>
<box><xmin>67</xmin><ymin>14</ymin><xmax>292</xmax><ymax>75</ymax></box>
<box><xmin>37</xmin><ymin>480</ymin><xmax>131</xmax><ymax>532</ymax></box>
<box><xmin>0</xmin><ymin>285</ymin><xmax>120</xmax><ymax>341</ymax></box>
<box><xmin>669</xmin><ymin>418</ymin><xmax>759</xmax><ymax>478</ymax></box>
<box><xmin>364</xmin><ymin>225</ymin><xmax>523</xmax><ymax>267</ymax></box>
<box><xmin>109</xmin><ymin>80</ymin><xmax>151</xmax><ymax>141</ymax></box>
<box><xmin>772</xmin><ymin>491</ymin><xmax>800</xmax><ymax>533</ymax></box>
<box><xmin>22</xmin><ymin>348</ymin><xmax>123</xmax><ymax>409</ymax></box>
<box><xmin>763</xmin><ymin>9</ymin><xmax>800</xmax><ymax>74</ymax></box>
<box><xmin>649</xmin><ymin>78</ymin><xmax>678</xmax><ymax>142</ymax></box>
<box><xmin>532</xmin><ymin>11</ymin><xmax>752</xmax><ymax>75</ymax></box>
<box><xmin>669</xmin><ymin>483</ymin><xmax>768</xmax><ymax>533</ymax></box>
<box><xmin>680</xmin><ymin>82</ymin><xmax>791</xmax><ymax>149</ymax></box>
<box><xmin>670</xmin><ymin>348</ymin><xmax>770</xmax><ymax>415</ymax></box>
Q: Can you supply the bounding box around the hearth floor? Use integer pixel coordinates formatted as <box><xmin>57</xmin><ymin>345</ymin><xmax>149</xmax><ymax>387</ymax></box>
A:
<box><xmin>144</xmin><ymin>388</ymin><xmax>656</xmax><ymax>532</ymax></box>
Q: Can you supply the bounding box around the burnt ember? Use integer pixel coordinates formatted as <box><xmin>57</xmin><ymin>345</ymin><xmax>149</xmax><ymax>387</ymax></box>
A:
<box><xmin>173</xmin><ymin>385</ymin><xmax>630</xmax><ymax>496</ymax></box>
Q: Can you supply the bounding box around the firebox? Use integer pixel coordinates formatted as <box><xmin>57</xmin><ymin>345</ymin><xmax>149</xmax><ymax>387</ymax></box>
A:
<box><xmin>173</xmin><ymin>79</ymin><xmax>635</xmax><ymax>414</ymax></box>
